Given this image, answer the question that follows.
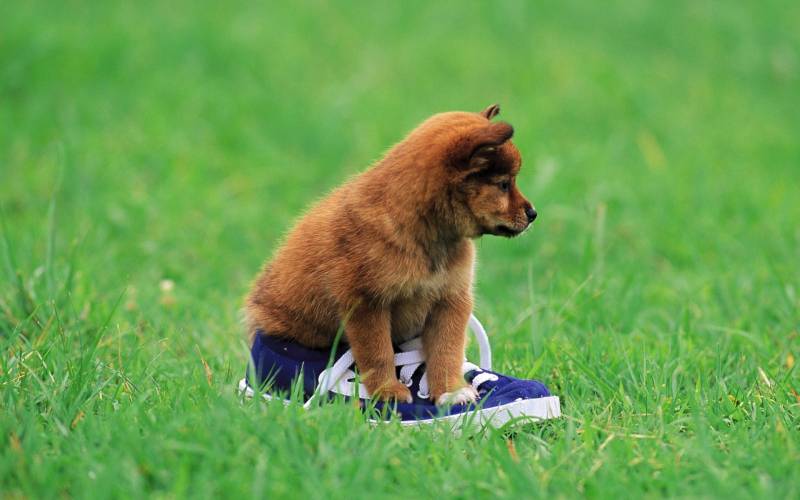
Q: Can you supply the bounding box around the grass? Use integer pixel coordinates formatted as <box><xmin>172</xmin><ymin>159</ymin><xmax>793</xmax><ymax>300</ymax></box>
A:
<box><xmin>2</xmin><ymin>0</ymin><xmax>799</xmax><ymax>497</ymax></box>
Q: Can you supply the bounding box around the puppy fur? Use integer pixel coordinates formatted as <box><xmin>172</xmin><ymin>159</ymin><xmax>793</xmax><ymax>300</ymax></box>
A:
<box><xmin>246</xmin><ymin>104</ymin><xmax>536</xmax><ymax>404</ymax></box>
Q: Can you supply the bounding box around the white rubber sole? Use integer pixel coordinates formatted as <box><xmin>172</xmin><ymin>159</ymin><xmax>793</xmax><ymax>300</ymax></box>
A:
<box><xmin>237</xmin><ymin>378</ymin><xmax>561</xmax><ymax>430</ymax></box>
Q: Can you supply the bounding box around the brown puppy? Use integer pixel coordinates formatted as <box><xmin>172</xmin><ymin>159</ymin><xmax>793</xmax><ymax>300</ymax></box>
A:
<box><xmin>246</xmin><ymin>104</ymin><xmax>537</xmax><ymax>405</ymax></box>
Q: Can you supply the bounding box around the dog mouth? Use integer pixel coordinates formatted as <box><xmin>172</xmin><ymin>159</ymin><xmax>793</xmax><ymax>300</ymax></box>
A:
<box><xmin>493</xmin><ymin>224</ymin><xmax>524</xmax><ymax>237</ymax></box>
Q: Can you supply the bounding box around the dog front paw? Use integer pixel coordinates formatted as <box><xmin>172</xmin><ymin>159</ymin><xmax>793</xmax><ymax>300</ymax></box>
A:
<box><xmin>435</xmin><ymin>385</ymin><xmax>478</xmax><ymax>406</ymax></box>
<box><xmin>370</xmin><ymin>380</ymin><xmax>413</xmax><ymax>403</ymax></box>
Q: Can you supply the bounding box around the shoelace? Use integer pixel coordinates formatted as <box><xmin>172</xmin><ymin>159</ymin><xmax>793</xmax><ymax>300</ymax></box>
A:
<box><xmin>304</xmin><ymin>314</ymin><xmax>499</xmax><ymax>408</ymax></box>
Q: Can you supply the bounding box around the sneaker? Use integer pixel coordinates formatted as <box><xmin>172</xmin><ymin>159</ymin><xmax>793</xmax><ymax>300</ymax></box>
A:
<box><xmin>238</xmin><ymin>314</ymin><xmax>561</xmax><ymax>429</ymax></box>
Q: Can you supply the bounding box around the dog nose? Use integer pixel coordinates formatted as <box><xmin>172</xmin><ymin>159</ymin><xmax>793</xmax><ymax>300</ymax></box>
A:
<box><xmin>525</xmin><ymin>206</ymin><xmax>538</xmax><ymax>223</ymax></box>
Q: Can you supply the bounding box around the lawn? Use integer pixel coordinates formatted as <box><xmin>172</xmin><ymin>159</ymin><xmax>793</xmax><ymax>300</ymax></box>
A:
<box><xmin>2</xmin><ymin>0</ymin><xmax>799</xmax><ymax>497</ymax></box>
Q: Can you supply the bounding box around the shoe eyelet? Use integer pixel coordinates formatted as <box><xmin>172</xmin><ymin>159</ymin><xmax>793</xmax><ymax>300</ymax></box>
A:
<box><xmin>401</xmin><ymin>378</ymin><xmax>413</xmax><ymax>387</ymax></box>
<box><xmin>417</xmin><ymin>390</ymin><xmax>430</xmax><ymax>399</ymax></box>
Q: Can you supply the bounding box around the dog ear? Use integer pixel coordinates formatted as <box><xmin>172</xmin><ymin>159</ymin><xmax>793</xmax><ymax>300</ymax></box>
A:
<box><xmin>479</xmin><ymin>104</ymin><xmax>501</xmax><ymax>120</ymax></box>
<box><xmin>463</xmin><ymin>121</ymin><xmax>514</xmax><ymax>170</ymax></box>
<box><xmin>446</xmin><ymin>119</ymin><xmax>514</xmax><ymax>171</ymax></box>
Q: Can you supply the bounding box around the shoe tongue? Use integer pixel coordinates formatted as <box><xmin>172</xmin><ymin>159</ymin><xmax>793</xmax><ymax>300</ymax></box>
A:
<box><xmin>397</xmin><ymin>337</ymin><xmax>423</xmax><ymax>352</ymax></box>
<box><xmin>391</xmin><ymin>337</ymin><xmax>426</xmax><ymax>395</ymax></box>
<box><xmin>394</xmin><ymin>363</ymin><xmax>426</xmax><ymax>395</ymax></box>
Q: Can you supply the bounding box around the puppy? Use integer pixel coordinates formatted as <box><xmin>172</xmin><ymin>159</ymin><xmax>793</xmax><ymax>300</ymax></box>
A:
<box><xmin>246</xmin><ymin>104</ymin><xmax>537</xmax><ymax>405</ymax></box>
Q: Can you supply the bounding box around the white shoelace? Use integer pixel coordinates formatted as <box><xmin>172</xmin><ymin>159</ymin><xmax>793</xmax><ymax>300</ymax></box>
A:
<box><xmin>304</xmin><ymin>314</ymin><xmax>498</xmax><ymax>409</ymax></box>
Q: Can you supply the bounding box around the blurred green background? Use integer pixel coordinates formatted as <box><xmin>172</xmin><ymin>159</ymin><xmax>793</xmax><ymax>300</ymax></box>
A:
<box><xmin>2</xmin><ymin>1</ymin><xmax>799</xmax><ymax>497</ymax></box>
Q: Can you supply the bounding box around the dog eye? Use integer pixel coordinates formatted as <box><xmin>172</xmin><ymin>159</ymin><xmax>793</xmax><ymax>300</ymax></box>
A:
<box><xmin>498</xmin><ymin>180</ymin><xmax>510</xmax><ymax>192</ymax></box>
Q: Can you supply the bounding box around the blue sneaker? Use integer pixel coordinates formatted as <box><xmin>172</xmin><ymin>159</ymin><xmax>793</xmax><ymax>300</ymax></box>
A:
<box><xmin>238</xmin><ymin>314</ymin><xmax>561</xmax><ymax>429</ymax></box>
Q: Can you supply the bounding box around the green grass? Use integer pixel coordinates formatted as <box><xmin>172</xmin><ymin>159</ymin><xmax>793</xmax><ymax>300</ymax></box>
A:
<box><xmin>2</xmin><ymin>0</ymin><xmax>799</xmax><ymax>497</ymax></box>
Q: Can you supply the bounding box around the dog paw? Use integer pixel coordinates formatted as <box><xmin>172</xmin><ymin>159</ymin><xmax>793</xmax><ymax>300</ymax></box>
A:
<box><xmin>371</xmin><ymin>380</ymin><xmax>413</xmax><ymax>403</ymax></box>
<box><xmin>435</xmin><ymin>386</ymin><xmax>479</xmax><ymax>406</ymax></box>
